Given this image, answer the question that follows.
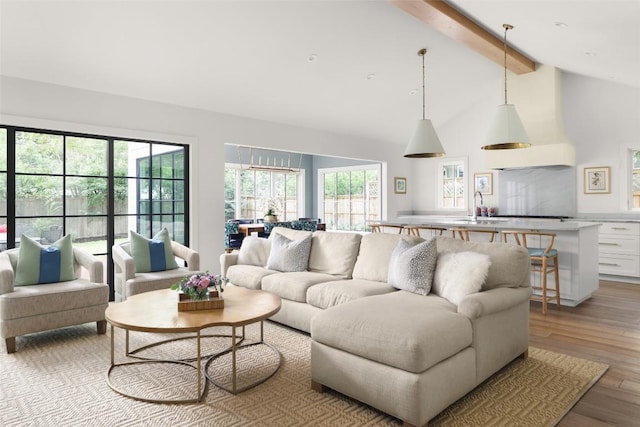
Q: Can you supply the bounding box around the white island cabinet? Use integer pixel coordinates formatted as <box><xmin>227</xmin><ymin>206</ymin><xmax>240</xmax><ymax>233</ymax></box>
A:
<box><xmin>388</xmin><ymin>217</ymin><xmax>602</xmax><ymax>307</ymax></box>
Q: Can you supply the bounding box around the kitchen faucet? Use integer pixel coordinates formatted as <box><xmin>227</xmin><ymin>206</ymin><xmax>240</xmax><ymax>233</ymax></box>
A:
<box><xmin>472</xmin><ymin>191</ymin><xmax>484</xmax><ymax>220</ymax></box>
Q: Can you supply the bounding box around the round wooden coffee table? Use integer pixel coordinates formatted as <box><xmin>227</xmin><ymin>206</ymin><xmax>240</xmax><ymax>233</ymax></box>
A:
<box><xmin>105</xmin><ymin>286</ymin><xmax>281</xmax><ymax>403</ymax></box>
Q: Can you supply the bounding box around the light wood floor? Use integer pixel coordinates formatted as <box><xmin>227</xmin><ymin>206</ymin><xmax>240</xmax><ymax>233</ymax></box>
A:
<box><xmin>530</xmin><ymin>280</ymin><xmax>640</xmax><ymax>426</ymax></box>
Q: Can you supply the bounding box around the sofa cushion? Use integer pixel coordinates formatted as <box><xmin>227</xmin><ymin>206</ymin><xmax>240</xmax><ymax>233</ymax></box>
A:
<box><xmin>352</xmin><ymin>233</ymin><xmax>424</xmax><ymax>282</ymax></box>
<box><xmin>311</xmin><ymin>291</ymin><xmax>471</xmax><ymax>373</ymax></box>
<box><xmin>15</xmin><ymin>234</ymin><xmax>75</xmax><ymax>286</ymax></box>
<box><xmin>237</xmin><ymin>236</ymin><xmax>271</xmax><ymax>267</ymax></box>
<box><xmin>432</xmin><ymin>251</ymin><xmax>491</xmax><ymax>305</ymax></box>
<box><xmin>388</xmin><ymin>238</ymin><xmax>437</xmax><ymax>295</ymax></box>
<box><xmin>262</xmin><ymin>272</ymin><xmax>340</xmax><ymax>302</ymax></box>
<box><xmin>308</xmin><ymin>231</ymin><xmax>362</xmax><ymax>279</ymax></box>
<box><xmin>266</xmin><ymin>233</ymin><xmax>312</xmax><ymax>272</ymax></box>
<box><xmin>226</xmin><ymin>264</ymin><xmax>279</xmax><ymax>290</ymax></box>
<box><xmin>130</xmin><ymin>228</ymin><xmax>179</xmax><ymax>273</ymax></box>
<box><xmin>436</xmin><ymin>236</ymin><xmax>530</xmax><ymax>290</ymax></box>
<box><xmin>306</xmin><ymin>279</ymin><xmax>397</xmax><ymax>309</ymax></box>
<box><xmin>0</xmin><ymin>279</ymin><xmax>108</xmax><ymax>320</ymax></box>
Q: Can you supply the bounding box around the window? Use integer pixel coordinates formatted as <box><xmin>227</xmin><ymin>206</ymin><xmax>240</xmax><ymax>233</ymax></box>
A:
<box><xmin>0</xmin><ymin>125</ymin><xmax>189</xmax><ymax>301</ymax></box>
<box><xmin>319</xmin><ymin>164</ymin><xmax>381</xmax><ymax>231</ymax></box>
<box><xmin>224</xmin><ymin>165</ymin><xmax>302</xmax><ymax>221</ymax></box>
<box><xmin>631</xmin><ymin>149</ymin><xmax>640</xmax><ymax>209</ymax></box>
<box><xmin>438</xmin><ymin>158</ymin><xmax>467</xmax><ymax>210</ymax></box>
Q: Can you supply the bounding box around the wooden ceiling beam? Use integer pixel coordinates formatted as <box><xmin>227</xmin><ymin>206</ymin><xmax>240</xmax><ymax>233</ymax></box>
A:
<box><xmin>391</xmin><ymin>0</ymin><xmax>536</xmax><ymax>74</ymax></box>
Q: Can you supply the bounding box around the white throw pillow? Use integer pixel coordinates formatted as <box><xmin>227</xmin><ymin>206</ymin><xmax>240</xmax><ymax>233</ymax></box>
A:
<box><xmin>432</xmin><ymin>251</ymin><xmax>491</xmax><ymax>305</ymax></box>
<box><xmin>387</xmin><ymin>238</ymin><xmax>437</xmax><ymax>295</ymax></box>
<box><xmin>237</xmin><ymin>236</ymin><xmax>271</xmax><ymax>267</ymax></box>
<box><xmin>266</xmin><ymin>233</ymin><xmax>312</xmax><ymax>272</ymax></box>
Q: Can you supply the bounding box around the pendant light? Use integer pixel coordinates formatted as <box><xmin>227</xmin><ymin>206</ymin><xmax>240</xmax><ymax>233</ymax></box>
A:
<box><xmin>481</xmin><ymin>24</ymin><xmax>530</xmax><ymax>150</ymax></box>
<box><xmin>404</xmin><ymin>48</ymin><xmax>445</xmax><ymax>158</ymax></box>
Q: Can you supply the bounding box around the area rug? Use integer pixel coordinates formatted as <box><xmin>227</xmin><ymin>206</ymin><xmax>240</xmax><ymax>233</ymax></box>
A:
<box><xmin>0</xmin><ymin>321</ymin><xmax>607</xmax><ymax>427</ymax></box>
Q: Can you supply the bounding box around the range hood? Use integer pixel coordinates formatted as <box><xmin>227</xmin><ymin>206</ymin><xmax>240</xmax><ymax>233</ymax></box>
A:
<box><xmin>483</xmin><ymin>65</ymin><xmax>576</xmax><ymax>169</ymax></box>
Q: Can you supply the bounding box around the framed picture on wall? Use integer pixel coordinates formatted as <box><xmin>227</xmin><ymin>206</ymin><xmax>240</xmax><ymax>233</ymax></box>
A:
<box><xmin>394</xmin><ymin>177</ymin><xmax>407</xmax><ymax>194</ymax></box>
<box><xmin>474</xmin><ymin>173</ymin><xmax>493</xmax><ymax>195</ymax></box>
<box><xmin>584</xmin><ymin>166</ymin><xmax>610</xmax><ymax>194</ymax></box>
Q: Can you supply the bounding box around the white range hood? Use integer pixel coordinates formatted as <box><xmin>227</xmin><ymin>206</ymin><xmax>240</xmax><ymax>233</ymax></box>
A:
<box><xmin>483</xmin><ymin>65</ymin><xmax>576</xmax><ymax>169</ymax></box>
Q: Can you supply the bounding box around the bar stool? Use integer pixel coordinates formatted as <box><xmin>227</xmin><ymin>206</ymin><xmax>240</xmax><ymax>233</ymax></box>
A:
<box><xmin>502</xmin><ymin>231</ymin><xmax>560</xmax><ymax>314</ymax></box>
<box><xmin>369</xmin><ymin>224</ymin><xmax>405</xmax><ymax>234</ymax></box>
<box><xmin>405</xmin><ymin>225</ymin><xmax>447</xmax><ymax>238</ymax></box>
<box><xmin>450</xmin><ymin>228</ymin><xmax>499</xmax><ymax>242</ymax></box>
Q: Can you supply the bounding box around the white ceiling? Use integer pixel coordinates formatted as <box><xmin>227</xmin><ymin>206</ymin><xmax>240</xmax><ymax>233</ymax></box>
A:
<box><xmin>1</xmin><ymin>0</ymin><xmax>639</xmax><ymax>146</ymax></box>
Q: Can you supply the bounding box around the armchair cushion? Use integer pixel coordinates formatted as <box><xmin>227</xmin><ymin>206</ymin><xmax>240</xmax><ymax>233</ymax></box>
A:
<box><xmin>130</xmin><ymin>228</ymin><xmax>179</xmax><ymax>273</ymax></box>
<box><xmin>15</xmin><ymin>234</ymin><xmax>74</xmax><ymax>286</ymax></box>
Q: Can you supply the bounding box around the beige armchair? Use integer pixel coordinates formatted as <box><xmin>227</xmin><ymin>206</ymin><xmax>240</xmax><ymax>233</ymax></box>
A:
<box><xmin>0</xmin><ymin>247</ymin><xmax>109</xmax><ymax>353</ymax></box>
<box><xmin>112</xmin><ymin>241</ymin><xmax>200</xmax><ymax>302</ymax></box>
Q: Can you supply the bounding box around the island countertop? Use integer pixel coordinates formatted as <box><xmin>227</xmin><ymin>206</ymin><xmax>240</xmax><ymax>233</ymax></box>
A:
<box><xmin>388</xmin><ymin>216</ymin><xmax>601</xmax><ymax>232</ymax></box>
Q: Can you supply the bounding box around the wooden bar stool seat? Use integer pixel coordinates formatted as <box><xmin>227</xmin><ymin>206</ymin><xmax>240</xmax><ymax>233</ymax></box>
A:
<box><xmin>450</xmin><ymin>228</ymin><xmax>498</xmax><ymax>242</ymax></box>
<box><xmin>502</xmin><ymin>230</ymin><xmax>560</xmax><ymax>314</ymax></box>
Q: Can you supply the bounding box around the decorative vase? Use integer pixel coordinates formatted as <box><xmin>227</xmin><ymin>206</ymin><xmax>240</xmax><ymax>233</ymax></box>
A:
<box><xmin>189</xmin><ymin>288</ymin><xmax>209</xmax><ymax>301</ymax></box>
<box><xmin>264</xmin><ymin>214</ymin><xmax>278</xmax><ymax>222</ymax></box>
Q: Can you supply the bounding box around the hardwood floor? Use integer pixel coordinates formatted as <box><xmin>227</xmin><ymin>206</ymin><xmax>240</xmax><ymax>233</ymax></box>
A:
<box><xmin>530</xmin><ymin>280</ymin><xmax>640</xmax><ymax>426</ymax></box>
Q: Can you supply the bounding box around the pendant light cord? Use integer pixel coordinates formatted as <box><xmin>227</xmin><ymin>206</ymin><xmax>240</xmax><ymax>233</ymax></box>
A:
<box><xmin>503</xmin><ymin>24</ymin><xmax>513</xmax><ymax>105</ymax></box>
<box><xmin>417</xmin><ymin>48</ymin><xmax>427</xmax><ymax>120</ymax></box>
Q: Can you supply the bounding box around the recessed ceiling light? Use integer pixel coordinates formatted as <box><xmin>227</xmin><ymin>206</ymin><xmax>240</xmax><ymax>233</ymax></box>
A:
<box><xmin>585</xmin><ymin>51</ymin><xmax>597</xmax><ymax>57</ymax></box>
<box><xmin>366</xmin><ymin>73</ymin><xmax>376</xmax><ymax>80</ymax></box>
<box><xmin>554</xmin><ymin>22</ymin><xmax>568</xmax><ymax>28</ymax></box>
<box><xmin>307</xmin><ymin>53</ymin><xmax>318</xmax><ymax>63</ymax></box>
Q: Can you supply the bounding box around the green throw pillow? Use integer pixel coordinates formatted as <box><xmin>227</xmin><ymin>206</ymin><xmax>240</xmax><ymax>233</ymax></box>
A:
<box><xmin>130</xmin><ymin>228</ymin><xmax>179</xmax><ymax>273</ymax></box>
<box><xmin>15</xmin><ymin>234</ymin><xmax>75</xmax><ymax>286</ymax></box>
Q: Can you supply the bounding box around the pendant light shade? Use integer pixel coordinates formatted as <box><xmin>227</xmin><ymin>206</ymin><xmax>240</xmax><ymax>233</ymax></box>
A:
<box><xmin>482</xmin><ymin>104</ymin><xmax>530</xmax><ymax>150</ymax></box>
<box><xmin>404</xmin><ymin>49</ymin><xmax>445</xmax><ymax>158</ymax></box>
<box><xmin>404</xmin><ymin>119</ymin><xmax>444</xmax><ymax>158</ymax></box>
<box><xmin>482</xmin><ymin>24</ymin><xmax>530</xmax><ymax>150</ymax></box>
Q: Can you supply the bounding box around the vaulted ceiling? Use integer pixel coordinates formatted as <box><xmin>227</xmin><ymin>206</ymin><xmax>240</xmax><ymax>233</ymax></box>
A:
<box><xmin>1</xmin><ymin>1</ymin><xmax>638</xmax><ymax>145</ymax></box>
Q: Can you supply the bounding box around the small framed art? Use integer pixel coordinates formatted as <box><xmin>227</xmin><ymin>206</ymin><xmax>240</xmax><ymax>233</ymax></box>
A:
<box><xmin>394</xmin><ymin>177</ymin><xmax>407</xmax><ymax>194</ymax></box>
<box><xmin>584</xmin><ymin>166</ymin><xmax>610</xmax><ymax>194</ymax></box>
<box><xmin>474</xmin><ymin>173</ymin><xmax>493</xmax><ymax>195</ymax></box>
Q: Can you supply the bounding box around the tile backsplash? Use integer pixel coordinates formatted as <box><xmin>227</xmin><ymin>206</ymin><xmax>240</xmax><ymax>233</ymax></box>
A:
<box><xmin>498</xmin><ymin>166</ymin><xmax>576</xmax><ymax>217</ymax></box>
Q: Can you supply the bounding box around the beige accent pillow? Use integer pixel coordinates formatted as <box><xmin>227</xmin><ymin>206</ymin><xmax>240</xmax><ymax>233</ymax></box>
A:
<box><xmin>237</xmin><ymin>236</ymin><xmax>271</xmax><ymax>267</ymax></box>
<box><xmin>307</xmin><ymin>231</ymin><xmax>362</xmax><ymax>279</ymax></box>
<box><xmin>352</xmin><ymin>233</ymin><xmax>424</xmax><ymax>282</ymax></box>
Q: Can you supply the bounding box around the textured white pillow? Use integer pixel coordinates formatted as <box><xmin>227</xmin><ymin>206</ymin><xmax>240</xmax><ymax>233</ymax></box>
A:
<box><xmin>433</xmin><ymin>251</ymin><xmax>491</xmax><ymax>305</ymax></box>
<box><xmin>266</xmin><ymin>233</ymin><xmax>312</xmax><ymax>272</ymax></box>
<box><xmin>237</xmin><ymin>236</ymin><xmax>271</xmax><ymax>267</ymax></box>
<box><xmin>387</xmin><ymin>238</ymin><xmax>437</xmax><ymax>295</ymax></box>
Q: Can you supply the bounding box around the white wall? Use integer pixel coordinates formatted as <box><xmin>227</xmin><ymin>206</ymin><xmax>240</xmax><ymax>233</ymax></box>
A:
<box><xmin>0</xmin><ymin>76</ymin><xmax>414</xmax><ymax>271</ymax></box>
<box><xmin>563</xmin><ymin>73</ymin><xmax>640</xmax><ymax>213</ymax></box>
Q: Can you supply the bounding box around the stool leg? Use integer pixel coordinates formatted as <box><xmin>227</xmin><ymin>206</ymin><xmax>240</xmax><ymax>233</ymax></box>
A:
<box><xmin>553</xmin><ymin>255</ymin><xmax>561</xmax><ymax>308</ymax></box>
<box><xmin>541</xmin><ymin>257</ymin><xmax>548</xmax><ymax>315</ymax></box>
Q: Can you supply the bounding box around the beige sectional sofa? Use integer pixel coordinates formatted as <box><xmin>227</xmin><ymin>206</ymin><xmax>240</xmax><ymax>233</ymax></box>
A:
<box><xmin>219</xmin><ymin>227</ymin><xmax>531</xmax><ymax>427</ymax></box>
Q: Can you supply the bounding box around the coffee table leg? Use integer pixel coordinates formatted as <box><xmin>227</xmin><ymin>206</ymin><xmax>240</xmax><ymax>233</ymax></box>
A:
<box><xmin>197</xmin><ymin>330</ymin><xmax>202</xmax><ymax>401</ymax></box>
<box><xmin>232</xmin><ymin>325</ymin><xmax>237</xmax><ymax>394</ymax></box>
<box><xmin>260</xmin><ymin>320</ymin><xmax>264</xmax><ymax>343</ymax></box>
<box><xmin>125</xmin><ymin>329</ymin><xmax>130</xmax><ymax>355</ymax></box>
<box><xmin>110</xmin><ymin>324</ymin><xmax>115</xmax><ymax>366</ymax></box>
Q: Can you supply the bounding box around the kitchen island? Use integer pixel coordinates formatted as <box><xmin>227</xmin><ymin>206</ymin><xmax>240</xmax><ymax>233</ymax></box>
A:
<box><xmin>384</xmin><ymin>216</ymin><xmax>602</xmax><ymax>307</ymax></box>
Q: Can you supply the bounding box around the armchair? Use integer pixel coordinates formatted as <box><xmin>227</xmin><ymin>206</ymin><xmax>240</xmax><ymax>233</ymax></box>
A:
<box><xmin>224</xmin><ymin>221</ymin><xmax>245</xmax><ymax>252</ymax></box>
<box><xmin>112</xmin><ymin>240</ymin><xmax>200</xmax><ymax>302</ymax></box>
<box><xmin>0</xmin><ymin>247</ymin><xmax>109</xmax><ymax>353</ymax></box>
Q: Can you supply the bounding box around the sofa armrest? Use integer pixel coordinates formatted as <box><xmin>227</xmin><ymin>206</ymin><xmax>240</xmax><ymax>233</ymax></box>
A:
<box><xmin>73</xmin><ymin>247</ymin><xmax>104</xmax><ymax>283</ymax></box>
<box><xmin>112</xmin><ymin>244</ymin><xmax>135</xmax><ymax>281</ymax></box>
<box><xmin>220</xmin><ymin>253</ymin><xmax>239</xmax><ymax>276</ymax></box>
<box><xmin>0</xmin><ymin>253</ymin><xmax>15</xmax><ymax>295</ymax></box>
<box><xmin>171</xmin><ymin>241</ymin><xmax>200</xmax><ymax>271</ymax></box>
<box><xmin>457</xmin><ymin>286</ymin><xmax>532</xmax><ymax>320</ymax></box>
